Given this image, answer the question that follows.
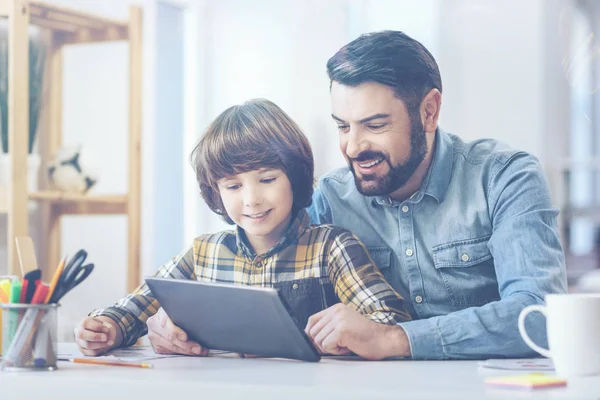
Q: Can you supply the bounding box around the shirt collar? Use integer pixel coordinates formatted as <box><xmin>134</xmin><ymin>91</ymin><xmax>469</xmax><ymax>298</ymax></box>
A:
<box><xmin>236</xmin><ymin>208</ymin><xmax>310</xmax><ymax>258</ymax></box>
<box><xmin>372</xmin><ymin>127</ymin><xmax>454</xmax><ymax>206</ymax></box>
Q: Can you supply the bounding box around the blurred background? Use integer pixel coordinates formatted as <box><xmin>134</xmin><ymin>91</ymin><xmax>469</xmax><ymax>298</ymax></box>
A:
<box><xmin>0</xmin><ymin>0</ymin><xmax>598</xmax><ymax>339</ymax></box>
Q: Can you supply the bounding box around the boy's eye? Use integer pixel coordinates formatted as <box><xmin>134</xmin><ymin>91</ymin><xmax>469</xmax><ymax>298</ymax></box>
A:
<box><xmin>225</xmin><ymin>184</ymin><xmax>241</xmax><ymax>190</ymax></box>
<box><xmin>261</xmin><ymin>177</ymin><xmax>276</xmax><ymax>184</ymax></box>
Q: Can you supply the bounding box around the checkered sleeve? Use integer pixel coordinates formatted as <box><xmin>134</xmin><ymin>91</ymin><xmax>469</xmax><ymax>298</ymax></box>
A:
<box><xmin>89</xmin><ymin>245</ymin><xmax>197</xmax><ymax>347</ymax></box>
<box><xmin>328</xmin><ymin>230</ymin><xmax>412</xmax><ymax>324</ymax></box>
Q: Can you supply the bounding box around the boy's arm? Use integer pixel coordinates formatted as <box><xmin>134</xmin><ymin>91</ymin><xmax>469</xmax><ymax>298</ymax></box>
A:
<box><xmin>89</xmin><ymin>246</ymin><xmax>197</xmax><ymax>348</ymax></box>
<box><xmin>328</xmin><ymin>230</ymin><xmax>411</xmax><ymax>324</ymax></box>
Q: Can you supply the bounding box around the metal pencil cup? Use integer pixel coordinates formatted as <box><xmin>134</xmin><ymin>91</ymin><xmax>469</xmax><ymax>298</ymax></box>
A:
<box><xmin>0</xmin><ymin>303</ymin><xmax>60</xmax><ymax>371</ymax></box>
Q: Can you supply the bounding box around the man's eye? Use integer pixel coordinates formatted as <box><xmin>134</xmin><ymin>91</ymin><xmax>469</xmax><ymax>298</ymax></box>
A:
<box><xmin>261</xmin><ymin>177</ymin><xmax>276</xmax><ymax>184</ymax></box>
<box><xmin>368</xmin><ymin>124</ymin><xmax>386</xmax><ymax>130</ymax></box>
<box><xmin>337</xmin><ymin>125</ymin><xmax>349</xmax><ymax>132</ymax></box>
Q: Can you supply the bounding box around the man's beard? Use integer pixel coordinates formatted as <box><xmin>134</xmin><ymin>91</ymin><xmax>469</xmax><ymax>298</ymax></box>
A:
<box><xmin>349</xmin><ymin>115</ymin><xmax>427</xmax><ymax>196</ymax></box>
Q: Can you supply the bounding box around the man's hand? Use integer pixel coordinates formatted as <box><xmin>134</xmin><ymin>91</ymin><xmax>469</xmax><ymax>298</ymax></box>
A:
<box><xmin>146</xmin><ymin>307</ymin><xmax>208</xmax><ymax>356</ymax></box>
<box><xmin>305</xmin><ymin>303</ymin><xmax>411</xmax><ymax>360</ymax></box>
<box><xmin>74</xmin><ymin>316</ymin><xmax>122</xmax><ymax>356</ymax></box>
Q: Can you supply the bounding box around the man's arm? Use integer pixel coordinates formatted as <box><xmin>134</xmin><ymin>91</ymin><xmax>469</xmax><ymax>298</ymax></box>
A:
<box><xmin>89</xmin><ymin>246</ymin><xmax>198</xmax><ymax>348</ymax></box>
<box><xmin>400</xmin><ymin>152</ymin><xmax>567</xmax><ymax>359</ymax></box>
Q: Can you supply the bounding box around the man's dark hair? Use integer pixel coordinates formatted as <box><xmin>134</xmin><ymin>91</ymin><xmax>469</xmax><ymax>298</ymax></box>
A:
<box><xmin>327</xmin><ymin>30</ymin><xmax>442</xmax><ymax>112</ymax></box>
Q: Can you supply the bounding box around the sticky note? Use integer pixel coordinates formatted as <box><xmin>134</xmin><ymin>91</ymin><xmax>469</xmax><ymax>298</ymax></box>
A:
<box><xmin>485</xmin><ymin>374</ymin><xmax>567</xmax><ymax>390</ymax></box>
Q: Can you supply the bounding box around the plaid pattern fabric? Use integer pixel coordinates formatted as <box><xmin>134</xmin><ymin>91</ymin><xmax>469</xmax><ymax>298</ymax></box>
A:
<box><xmin>91</xmin><ymin>209</ymin><xmax>411</xmax><ymax>347</ymax></box>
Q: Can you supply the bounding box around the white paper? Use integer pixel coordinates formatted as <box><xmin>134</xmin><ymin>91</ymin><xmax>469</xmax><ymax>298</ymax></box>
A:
<box><xmin>478</xmin><ymin>358</ymin><xmax>554</xmax><ymax>371</ymax></box>
<box><xmin>59</xmin><ymin>346</ymin><xmax>231</xmax><ymax>362</ymax></box>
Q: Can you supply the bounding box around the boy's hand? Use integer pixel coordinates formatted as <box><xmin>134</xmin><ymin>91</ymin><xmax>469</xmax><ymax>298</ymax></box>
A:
<box><xmin>146</xmin><ymin>307</ymin><xmax>208</xmax><ymax>356</ymax></box>
<box><xmin>74</xmin><ymin>316</ymin><xmax>121</xmax><ymax>356</ymax></box>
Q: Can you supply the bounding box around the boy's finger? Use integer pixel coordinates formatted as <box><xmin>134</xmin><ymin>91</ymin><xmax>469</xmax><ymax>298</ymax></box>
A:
<box><xmin>82</xmin><ymin>317</ymin><xmax>109</xmax><ymax>332</ymax></box>
<box><xmin>78</xmin><ymin>330</ymin><xmax>109</xmax><ymax>343</ymax></box>
<box><xmin>164</xmin><ymin>318</ymin><xmax>189</xmax><ymax>343</ymax></box>
<box><xmin>149</xmin><ymin>331</ymin><xmax>198</xmax><ymax>355</ymax></box>
<box><xmin>77</xmin><ymin>338</ymin><xmax>111</xmax><ymax>351</ymax></box>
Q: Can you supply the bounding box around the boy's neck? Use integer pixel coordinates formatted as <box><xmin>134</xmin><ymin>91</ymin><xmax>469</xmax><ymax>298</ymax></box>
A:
<box><xmin>242</xmin><ymin>211</ymin><xmax>294</xmax><ymax>256</ymax></box>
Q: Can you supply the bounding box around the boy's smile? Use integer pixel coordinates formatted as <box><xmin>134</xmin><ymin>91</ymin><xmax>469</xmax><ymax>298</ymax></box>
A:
<box><xmin>218</xmin><ymin>168</ymin><xmax>293</xmax><ymax>255</ymax></box>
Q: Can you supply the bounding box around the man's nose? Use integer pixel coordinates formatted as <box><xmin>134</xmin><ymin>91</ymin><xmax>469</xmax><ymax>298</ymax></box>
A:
<box><xmin>345</xmin><ymin>130</ymin><xmax>369</xmax><ymax>160</ymax></box>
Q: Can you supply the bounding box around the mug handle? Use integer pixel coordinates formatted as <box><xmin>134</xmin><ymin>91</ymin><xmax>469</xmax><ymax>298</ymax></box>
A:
<box><xmin>518</xmin><ymin>305</ymin><xmax>551</xmax><ymax>358</ymax></box>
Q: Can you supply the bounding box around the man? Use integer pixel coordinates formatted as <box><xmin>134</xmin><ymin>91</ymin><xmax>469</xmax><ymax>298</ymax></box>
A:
<box><xmin>303</xmin><ymin>30</ymin><xmax>566</xmax><ymax>359</ymax></box>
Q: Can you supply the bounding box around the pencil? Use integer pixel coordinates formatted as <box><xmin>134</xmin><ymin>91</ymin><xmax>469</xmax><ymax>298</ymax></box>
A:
<box><xmin>62</xmin><ymin>357</ymin><xmax>153</xmax><ymax>369</ymax></box>
<box><xmin>45</xmin><ymin>255</ymin><xmax>67</xmax><ymax>304</ymax></box>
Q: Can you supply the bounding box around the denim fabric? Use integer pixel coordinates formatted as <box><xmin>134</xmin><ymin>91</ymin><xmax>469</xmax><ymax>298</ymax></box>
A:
<box><xmin>308</xmin><ymin>128</ymin><xmax>567</xmax><ymax>359</ymax></box>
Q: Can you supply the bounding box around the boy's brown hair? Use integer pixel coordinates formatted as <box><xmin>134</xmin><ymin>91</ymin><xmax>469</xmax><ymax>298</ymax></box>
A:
<box><xmin>190</xmin><ymin>99</ymin><xmax>314</xmax><ymax>224</ymax></box>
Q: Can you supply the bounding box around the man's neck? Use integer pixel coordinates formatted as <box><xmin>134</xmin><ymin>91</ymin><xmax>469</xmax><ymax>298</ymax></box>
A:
<box><xmin>388</xmin><ymin>131</ymin><xmax>436</xmax><ymax>203</ymax></box>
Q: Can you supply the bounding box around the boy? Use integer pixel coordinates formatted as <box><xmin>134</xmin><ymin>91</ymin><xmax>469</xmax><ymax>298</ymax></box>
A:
<box><xmin>75</xmin><ymin>99</ymin><xmax>410</xmax><ymax>356</ymax></box>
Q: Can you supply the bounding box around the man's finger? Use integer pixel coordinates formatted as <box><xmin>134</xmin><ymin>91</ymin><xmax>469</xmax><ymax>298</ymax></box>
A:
<box><xmin>312</xmin><ymin>321</ymin><xmax>337</xmax><ymax>349</ymax></box>
<box><xmin>305</xmin><ymin>308</ymin><xmax>329</xmax><ymax>332</ymax></box>
<box><xmin>307</xmin><ymin>309</ymin><xmax>335</xmax><ymax>338</ymax></box>
<box><xmin>321</xmin><ymin>329</ymin><xmax>349</xmax><ymax>355</ymax></box>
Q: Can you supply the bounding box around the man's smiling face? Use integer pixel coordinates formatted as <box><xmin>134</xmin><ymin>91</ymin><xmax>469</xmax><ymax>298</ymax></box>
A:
<box><xmin>330</xmin><ymin>81</ymin><xmax>427</xmax><ymax>196</ymax></box>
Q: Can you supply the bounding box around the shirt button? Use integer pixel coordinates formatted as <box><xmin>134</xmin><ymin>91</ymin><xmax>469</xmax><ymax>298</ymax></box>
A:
<box><xmin>461</xmin><ymin>253</ymin><xmax>470</xmax><ymax>262</ymax></box>
<box><xmin>405</xmin><ymin>248</ymin><xmax>413</xmax><ymax>257</ymax></box>
<box><xmin>255</xmin><ymin>261</ymin><xmax>262</xmax><ymax>268</ymax></box>
<box><xmin>415</xmin><ymin>295</ymin><xmax>423</xmax><ymax>303</ymax></box>
<box><xmin>292</xmin><ymin>283</ymin><xmax>299</xmax><ymax>290</ymax></box>
<box><xmin>401</xmin><ymin>205</ymin><xmax>409</xmax><ymax>213</ymax></box>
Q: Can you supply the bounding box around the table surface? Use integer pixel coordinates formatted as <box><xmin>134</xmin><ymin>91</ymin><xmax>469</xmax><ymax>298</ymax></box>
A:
<box><xmin>1</xmin><ymin>344</ymin><xmax>599</xmax><ymax>400</ymax></box>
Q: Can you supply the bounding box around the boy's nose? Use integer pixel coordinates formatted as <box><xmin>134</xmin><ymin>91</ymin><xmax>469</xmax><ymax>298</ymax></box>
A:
<box><xmin>243</xmin><ymin>188</ymin><xmax>262</xmax><ymax>207</ymax></box>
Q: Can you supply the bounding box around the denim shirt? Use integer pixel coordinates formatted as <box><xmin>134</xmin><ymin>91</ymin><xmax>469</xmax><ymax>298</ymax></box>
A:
<box><xmin>307</xmin><ymin>128</ymin><xmax>567</xmax><ymax>360</ymax></box>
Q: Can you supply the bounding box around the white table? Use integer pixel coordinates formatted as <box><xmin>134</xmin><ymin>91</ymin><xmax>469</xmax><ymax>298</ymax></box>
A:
<box><xmin>1</xmin><ymin>344</ymin><xmax>599</xmax><ymax>400</ymax></box>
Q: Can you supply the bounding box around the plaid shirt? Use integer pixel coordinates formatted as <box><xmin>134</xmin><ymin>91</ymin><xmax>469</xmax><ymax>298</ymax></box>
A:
<box><xmin>91</xmin><ymin>209</ymin><xmax>411</xmax><ymax>347</ymax></box>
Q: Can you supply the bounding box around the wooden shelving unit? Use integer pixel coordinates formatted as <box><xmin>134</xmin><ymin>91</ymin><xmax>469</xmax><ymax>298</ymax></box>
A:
<box><xmin>0</xmin><ymin>0</ymin><xmax>142</xmax><ymax>292</ymax></box>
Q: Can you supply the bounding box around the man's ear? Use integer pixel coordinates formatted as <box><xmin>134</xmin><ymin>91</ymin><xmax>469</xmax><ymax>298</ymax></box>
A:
<box><xmin>420</xmin><ymin>89</ymin><xmax>442</xmax><ymax>134</ymax></box>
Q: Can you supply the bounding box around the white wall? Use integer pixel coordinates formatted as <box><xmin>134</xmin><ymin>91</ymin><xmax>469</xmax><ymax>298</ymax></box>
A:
<box><xmin>437</xmin><ymin>0</ymin><xmax>545</xmax><ymax>160</ymax></box>
<box><xmin>187</xmin><ymin>0</ymin><xmax>560</xmax><ymax>237</ymax></box>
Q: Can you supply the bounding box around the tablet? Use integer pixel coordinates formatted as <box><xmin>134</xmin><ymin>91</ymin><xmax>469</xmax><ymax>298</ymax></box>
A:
<box><xmin>145</xmin><ymin>277</ymin><xmax>321</xmax><ymax>362</ymax></box>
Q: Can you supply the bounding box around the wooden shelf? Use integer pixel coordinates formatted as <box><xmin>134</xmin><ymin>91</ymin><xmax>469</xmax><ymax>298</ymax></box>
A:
<box><xmin>0</xmin><ymin>186</ymin><xmax>127</xmax><ymax>215</ymax></box>
<box><xmin>29</xmin><ymin>190</ymin><xmax>128</xmax><ymax>215</ymax></box>
<box><xmin>1</xmin><ymin>1</ymin><xmax>129</xmax><ymax>45</ymax></box>
<box><xmin>2</xmin><ymin>1</ymin><xmax>142</xmax><ymax>290</ymax></box>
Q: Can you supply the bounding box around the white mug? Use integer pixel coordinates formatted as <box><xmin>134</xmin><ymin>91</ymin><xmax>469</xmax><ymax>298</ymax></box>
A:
<box><xmin>518</xmin><ymin>293</ymin><xmax>600</xmax><ymax>377</ymax></box>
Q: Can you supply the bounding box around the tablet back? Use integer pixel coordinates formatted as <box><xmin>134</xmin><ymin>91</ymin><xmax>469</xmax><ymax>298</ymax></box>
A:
<box><xmin>145</xmin><ymin>277</ymin><xmax>321</xmax><ymax>362</ymax></box>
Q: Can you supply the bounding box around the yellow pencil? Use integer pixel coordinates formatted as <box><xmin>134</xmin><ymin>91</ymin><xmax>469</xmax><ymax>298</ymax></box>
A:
<box><xmin>64</xmin><ymin>357</ymin><xmax>153</xmax><ymax>369</ymax></box>
<box><xmin>45</xmin><ymin>255</ymin><xmax>68</xmax><ymax>304</ymax></box>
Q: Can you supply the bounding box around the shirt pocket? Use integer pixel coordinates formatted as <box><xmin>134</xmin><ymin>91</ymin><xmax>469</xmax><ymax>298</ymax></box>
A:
<box><xmin>432</xmin><ymin>236</ymin><xmax>500</xmax><ymax>307</ymax></box>
<box><xmin>274</xmin><ymin>278</ymin><xmax>326</xmax><ymax>329</ymax></box>
<box><xmin>366</xmin><ymin>246</ymin><xmax>393</xmax><ymax>282</ymax></box>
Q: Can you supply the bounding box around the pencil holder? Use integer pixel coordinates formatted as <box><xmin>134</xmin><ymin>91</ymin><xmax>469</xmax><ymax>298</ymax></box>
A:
<box><xmin>0</xmin><ymin>274</ymin><xmax>19</xmax><ymax>357</ymax></box>
<box><xmin>0</xmin><ymin>303</ymin><xmax>60</xmax><ymax>371</ymax></box>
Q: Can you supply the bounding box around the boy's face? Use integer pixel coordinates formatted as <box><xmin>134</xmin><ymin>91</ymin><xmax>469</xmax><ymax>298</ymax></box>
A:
<box><xmin>217</xmin><ymin>168</ymin><xmax>294</xmax><ymax>253</ymax></box>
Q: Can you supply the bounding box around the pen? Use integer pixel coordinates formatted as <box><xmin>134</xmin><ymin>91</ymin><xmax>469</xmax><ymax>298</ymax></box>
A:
<box><xmin>59</xmin><ymin>357</ymin><xmax>154</xmax><ymax>369</ymax></box>
<box><xmin>6</xmin><ymin>280</ymin><xmax>23</xmax><ymax>345</ymax></box>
